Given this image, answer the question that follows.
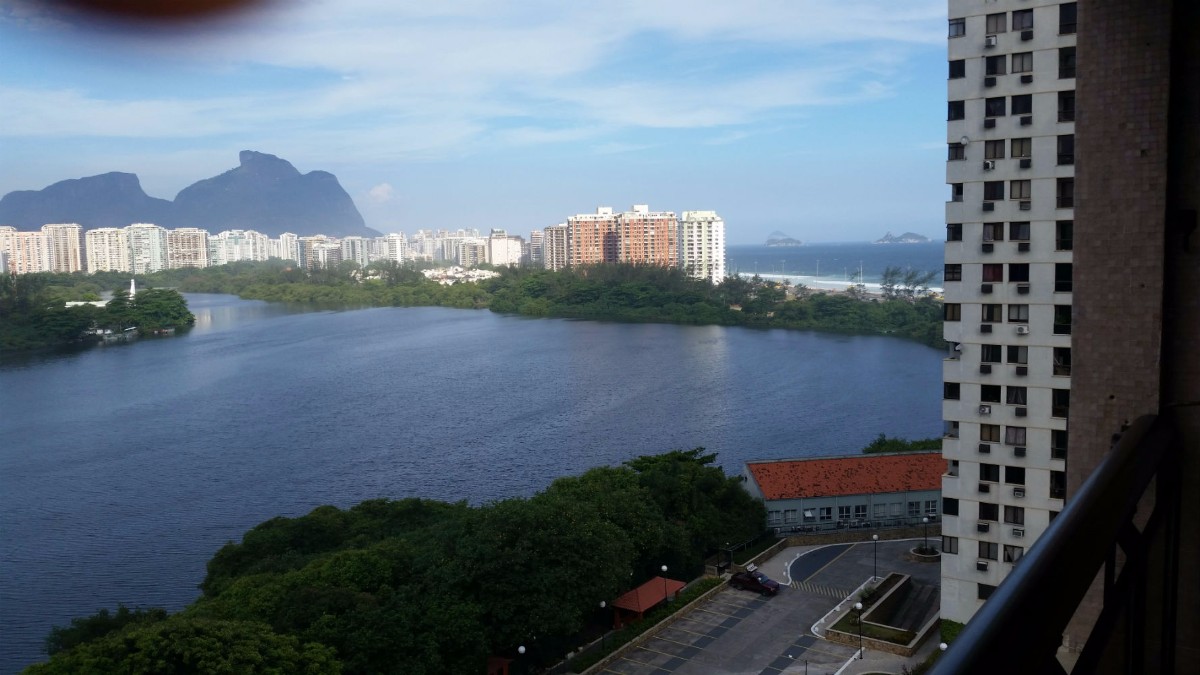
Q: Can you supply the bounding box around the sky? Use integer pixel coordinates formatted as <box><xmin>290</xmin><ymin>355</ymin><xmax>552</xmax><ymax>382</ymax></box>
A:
<box><xmin>0</xmin><ymin>0</ymin><xmax>949</xmax><ymax>244</ymax></box>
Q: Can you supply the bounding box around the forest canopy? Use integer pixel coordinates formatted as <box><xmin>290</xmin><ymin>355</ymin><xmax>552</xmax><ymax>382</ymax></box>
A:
<box><xmin>30</xmin><ymin>449</ymin><xmax>766</xmax><ymax>674</ymax></box>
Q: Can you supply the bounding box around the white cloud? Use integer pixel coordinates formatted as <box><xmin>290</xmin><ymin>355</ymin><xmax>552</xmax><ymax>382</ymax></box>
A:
<box><xmin>0</xmin><ymin>1</ymin><xmax>945</xmax><ymax>162</ymax></box>
<box><xmin>367</xmin><ymin>182</ymin><xmax>394</xmax><ymax>203</ymax></box>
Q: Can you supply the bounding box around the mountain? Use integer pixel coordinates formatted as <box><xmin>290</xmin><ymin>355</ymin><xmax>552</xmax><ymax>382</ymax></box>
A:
<box><xmin>172</xmin><ymin>151</ymin><xmax>374</xmax><ymax>238</ymax></box>
<box><xmin>874</xmin><ymin>231</ymin><xmax>931</xmax><ymax>244</ymax></box>
<box><xmin>0</xmin><ymin>173</ymin><xmax>173</xmax><ymax>230</ymax></box>
<box><xmin>766</xmin><ymin>230</ymin><xmax>803</xmax><ymax>247</ymax></box>
<box><xmin>0</xmin><ymin>151</ymin><xmax>376</xmax><ymax>238</ymax></box>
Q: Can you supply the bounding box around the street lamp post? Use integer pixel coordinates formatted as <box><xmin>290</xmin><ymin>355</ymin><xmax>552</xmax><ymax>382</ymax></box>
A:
<box><xmin>871</xmin><ymin>534</ymin><xmax>879</xmax><ymax>580</ymax></box>
<box><xmin>922</xmin><ymin>516</ymin><xmax>930</xmax><ymax>553</ymax></box>
<box><xmin>599</xmin><ymin>601</ymin><xmax>607</xmax><ymax>648</ymax></box>
<box><xmin>661</xmin><ymin>565</ymin><xmax>669</xmax><ymax>604</ymax></box>
<box><xmin>854</xmin><ymin>602</ymin><xmax>864</xmax><ymax>659</ymax></box>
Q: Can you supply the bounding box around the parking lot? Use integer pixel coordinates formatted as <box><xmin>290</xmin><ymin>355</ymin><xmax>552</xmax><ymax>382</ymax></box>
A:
<box><xmin>596</xmin><ymin>539</ymin><xmax>940</xmax><ymax>675</ymax></box>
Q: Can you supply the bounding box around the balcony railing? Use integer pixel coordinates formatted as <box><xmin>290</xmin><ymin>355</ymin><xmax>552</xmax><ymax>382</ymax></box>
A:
<box><xmin>930</xmin><ymin>414</ymin><xmax>1182</xmax><ymax>675</ymax></box>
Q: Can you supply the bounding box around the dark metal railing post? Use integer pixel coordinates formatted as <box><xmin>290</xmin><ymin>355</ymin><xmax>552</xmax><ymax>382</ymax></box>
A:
<box><xmin>930</xmin><ymin>415</ymin><xmax>1180</xmax><ymax>675</ymax></box>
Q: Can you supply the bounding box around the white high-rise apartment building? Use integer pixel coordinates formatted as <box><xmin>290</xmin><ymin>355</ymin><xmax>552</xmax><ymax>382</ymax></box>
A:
<box><xmin>340</xmin><ymin>236</ymin><xmax>370</xmax><ymax>267</ymax></box>
<box><xmin>542</xmin><ymin>225</ymin><xmax>568</xmax><ymax>271</ymax></box>
<box><xmin>940</xmin><ymin>0</ymin><xmax>1075</xmax><ymax>624</ymax></box>
<box><xmin>679</xmin><ymin>211</ymin><xmax>726</xmax><ymax>285</ymax></box>
<box><xmin>125</xmin><ymin>223</ymin><xmax>169</xmax><ymax>274</ymax></box>
<box><xmin>168</xmin><ymin>228</ymin><xmax>210</xmax><ymax>269</ymax></box>
<box><xmin>486</xmin><ymin>229</ymin><xmax>524</xmax><ymax>267</ymax></box>
<box><xmin>528</xmin><ymin>229</ymin><xmax>544</xmax><ymax>267</ymax></box>
<box><xmin>209</xmin><ymin>229</ymin><xmax>269</xmax><ymax>266</ymax></box>
<box><xmin>41</xmin><ymin>223</ymin><xmax>84</xmax><ymax>273</ymax></box>
<box><xmin>275</xmin><ymin>232</ymin><xmax>300</xmax><ymax>263</ymax></box>
<box><xmin>86</xmin><ymin>227</ymin><xmax>131</xmax><ymax>273</ymax></box>
<box><xmin>383</xmin><ymin>233</ymin><xmax>407</xmax><ymax>264</ymax></box>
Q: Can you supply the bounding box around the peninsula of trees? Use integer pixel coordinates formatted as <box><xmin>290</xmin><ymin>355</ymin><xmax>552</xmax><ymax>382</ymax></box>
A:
<box><xmin>29</xmin><ymin>449</ymin><xmax>765</xmax><ymax>674</ymax></box>
<box><xmin>0</xmin><ymin>274</ymin><xmax>193</xmax><ymax>351</ymax></box>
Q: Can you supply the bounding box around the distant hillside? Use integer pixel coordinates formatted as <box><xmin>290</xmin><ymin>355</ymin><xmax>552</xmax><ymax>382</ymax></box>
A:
<box><xmin>0</xmin><ymin>173</ymin><xmax>172</xmax><ymax>230</ymax></box>
<box><xmin>874</xmin><ymin>231</ymin><xmax>931</xmax><ymax>244</ymax></box>
<box><xmin>766</xmin><ymin>230</ymin><xmax>803</xmax><ymax>247</ymax></box>
<box><xmin>0</xmin><ymin>151</ymin><xmax>377</xmax><ymax>238</ymax></box>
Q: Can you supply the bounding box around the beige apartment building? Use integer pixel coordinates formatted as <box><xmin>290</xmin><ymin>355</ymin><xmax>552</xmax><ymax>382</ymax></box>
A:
<box><xmin>41</xmin><ymin>224</ymin><xmax>84</xmax><ymax>273</ymax></box>
<box><xmin>168</xmin><ymin>228</ymin><xmax>210</xmax><ymax>269</ymax></box>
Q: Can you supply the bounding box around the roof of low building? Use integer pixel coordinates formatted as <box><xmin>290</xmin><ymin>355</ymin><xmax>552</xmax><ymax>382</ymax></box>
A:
<box><xmin>612</xmin><ymin>576</ymin><xmax>687</xmax><ymax>613</ymax></box>
<box><xmin>745</xmin><ymin>452</ymin><xmax>942</xmax><ymax>500</ymax></box>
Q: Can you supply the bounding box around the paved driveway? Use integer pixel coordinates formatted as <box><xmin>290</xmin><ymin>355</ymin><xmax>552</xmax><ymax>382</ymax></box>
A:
<box><xmin>597</xmin><ymin>538</ymin><xmax>941</xmax><ymax>675</ymax></box>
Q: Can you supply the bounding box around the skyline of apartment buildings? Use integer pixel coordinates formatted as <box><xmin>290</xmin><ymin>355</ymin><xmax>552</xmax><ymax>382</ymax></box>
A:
<box><xmin>940</xmin><ymin>0</ymin><xmax>1075</xmax><ymax>624</ymax></box>
<box><xmin>1</xmin><ymin>203</ymin><xmax>727</xmax><ymax>283</ymax></box>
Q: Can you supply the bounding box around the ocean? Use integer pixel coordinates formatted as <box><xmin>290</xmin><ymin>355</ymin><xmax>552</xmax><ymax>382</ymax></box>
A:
<box><xmin>726</xmin><ymin>242</ymin><xmax>944</xmax><ymax>292</ymax></box>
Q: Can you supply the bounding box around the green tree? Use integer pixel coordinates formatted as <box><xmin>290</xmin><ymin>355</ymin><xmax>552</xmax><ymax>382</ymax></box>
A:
<box><xmin>45</xmin><ymin>605</ymin><xmax>169</xmax><ymax>656</ymax></box>
<box><xmin>26</xmin><ymin>617</ymin><xmax>341</xmax><ymax>674</ymax></box>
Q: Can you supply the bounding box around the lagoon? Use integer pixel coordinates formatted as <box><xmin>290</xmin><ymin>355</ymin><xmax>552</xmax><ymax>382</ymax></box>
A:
<box><xmin>0</xmin><ymin>294</ymin><xmax>943</xmax><ymax>672</ymax></box>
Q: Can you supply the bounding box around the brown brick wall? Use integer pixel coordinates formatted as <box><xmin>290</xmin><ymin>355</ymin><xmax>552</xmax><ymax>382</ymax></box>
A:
<box><xmin>1071</xmin><ymin>0</ymin><xmax>1199</xmax><ymax>670</ymax></box>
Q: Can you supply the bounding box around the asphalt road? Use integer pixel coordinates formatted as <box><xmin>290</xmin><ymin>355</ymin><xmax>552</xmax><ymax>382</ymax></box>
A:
<box><xmin>597</xmin><ymin>539</ymin><xmax>941</xmax><ymax>675</ymax></box>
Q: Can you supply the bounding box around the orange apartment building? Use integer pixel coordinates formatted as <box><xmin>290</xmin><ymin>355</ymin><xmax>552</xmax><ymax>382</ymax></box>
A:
<box><xmin>567</xmin><ymin>205</ymin><xmax>677</xmax><ymax>267</ymax></box>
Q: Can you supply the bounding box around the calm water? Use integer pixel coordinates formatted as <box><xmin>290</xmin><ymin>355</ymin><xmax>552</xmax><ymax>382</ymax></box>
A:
<box><xmin>0</xmin><ymin>295</ymin><xmax>943</xmax><ymax>672</ymax></box>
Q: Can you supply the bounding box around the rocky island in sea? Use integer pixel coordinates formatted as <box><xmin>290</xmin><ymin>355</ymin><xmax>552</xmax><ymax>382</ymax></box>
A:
<box><xmin>873</xmin><ymin>231</ymin><xmax>931</xmax><ymax>244</ymax></box>
<box><xmin>765</xmin><ymin>230</ymin><xmax>803</xmax><ymax>247</ymax></box>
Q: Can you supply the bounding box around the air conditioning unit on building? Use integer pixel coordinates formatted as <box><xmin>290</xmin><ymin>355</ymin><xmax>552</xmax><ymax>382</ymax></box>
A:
<box><xmin>1016</xmin><ymin>325</ymin><xmax>1031</xmax><ymax>334</ymax></box>
<box><xmin>984</xmin><ymin>118</ymin><xmax>997</xmax><ymax>129</ymax></box>
<box><xmin>985</xmin><ymin>35</ymin><xmax>998</xmax><ymax>47</ymax></box>
<box><xmin>1016</xmin><ymin>366</ymin><xmax>1029</xmax><ymax>376</ymax></box>
<box><xmin>982</xmin><ymin>243</ymin><xmax>995</xmax><ymax>253</ymax></box>
<box><xmin>979</xmin><ymin>404</ymin><xmax>992</xmax><ymax>415</ymax></box>
<box><xmin>1013</xmin><ymin>528</ymin><xmax>1025</xmax><ymax>538</ymax></box>
<box><xmin>1021</xmin><ymin>30</ymin><xmax>1034</xmax><ymax>41</ymax></box>
<box><xmin>980</xmin><ymin>364</ymin><xmax>993</xmax><ymax>374</ymax></box>
<box><xmin>1014</xmin><ymin>446</ymin><xmax>1028</xmax><ymax>457</ymax></box>
<box><xmin>1020</xmin><ymin>115</ymin><xmax>1034</xmax><ymax>126</ymax></box>
<box><xmin>1015</xmin><ymin>407</ymin><xmax>1028</xmax><ymax>417</ymax></box>
<box><xmin>983</xmin><ymin>160</ymin><xmax>996</xmax><ymax>171</ymax></box>
<box><xmin>979</xmin><ymin>443</ymin><xmax>992</xmax><ymax>453</ymax></box>
<box><xmin>977</xmin><ymin>522</ymin><xmax>991</xmax><ymax>533</ymax></box>
<box><xmin>1018</xmin><ymin>242</ymin><xmax>1031</xmax><ymax>252</ymax></box>
<box><xmin>1020</xmin><ymin>158</ymin><xmax>1033</xmax><ymax>169</ymax></box>
<box><xmin>977</xmin><ymin>559</ymin><xmax>990</xmax><ymax>571</ymax></box>
<box><xmin>981</xmin><ymin>283</ymin><xmax>994</xmax><ymax>294</ymax></box>
<box><xmin>1017</xmin><ymin>283</ymin><xmax>1031</xmax><ymax>295</ymax></box>
<box><xmin>1019</xmin><ymin>201</ymin><xmax>1032</xmax><ymax>211</ymax></box>
<box><xmin>1021</xmin><ymin>74</ymin><xmax>1034</xmax><ymax>84</ymax></box>
<box><xmin>979</xmin><ymin>482</ymin><xmax>991</xmax><ymax>493</ymax></box>
<box><xmin>984</xmin><ymin>76</ymin><xmax>997</xmax><ymax>88</ymax></box>
<box><xmin>1013</xmin><ymin>487</ymin><xmax>1026</xmax><ymax>498</ymax></box>
<box><xmin>981</xmin><ymin>323</ymin><xmax>993</xmax><ymax>333</ymax></box>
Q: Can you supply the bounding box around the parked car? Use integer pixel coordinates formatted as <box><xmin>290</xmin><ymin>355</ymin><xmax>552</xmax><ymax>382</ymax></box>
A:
<box><xmin>729</xmin><ymin>569</ymin><xmax>781</xmax><ymax>596</ymax></box>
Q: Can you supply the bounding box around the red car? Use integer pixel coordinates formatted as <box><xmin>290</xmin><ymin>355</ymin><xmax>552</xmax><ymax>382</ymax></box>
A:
<box><xmin>730</xmin><ymin>570</ymin><xmax>781</xmax><ymax>596</ymax></box>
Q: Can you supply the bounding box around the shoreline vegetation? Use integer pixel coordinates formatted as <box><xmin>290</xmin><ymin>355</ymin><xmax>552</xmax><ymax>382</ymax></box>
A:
<box><xmin>0</xmin><ymin>273</ymin><xmax>194</xmax><ymax>352</ymax></box>
<box><xmin>1</xmin><ymin>259</ymin><xmax>942</xmax><ymax>353</ymax></box>
<box><xmin>28</xmin><ymin>449</ymin><xmax>765</xmax><ymax>674</ymax></box>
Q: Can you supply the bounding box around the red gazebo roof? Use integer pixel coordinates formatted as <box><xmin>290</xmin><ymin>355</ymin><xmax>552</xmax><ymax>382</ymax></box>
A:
<box><xmin>613</xmin><ymin>576</ymin><xmax>686</xmax><ymax>613</ymax></box>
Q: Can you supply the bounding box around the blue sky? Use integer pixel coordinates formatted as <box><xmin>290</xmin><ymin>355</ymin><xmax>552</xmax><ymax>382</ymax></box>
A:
<box><xmin>0</xmin><ymin>0</ymin><xmax>948</xmax><ymax>244</ymax></box>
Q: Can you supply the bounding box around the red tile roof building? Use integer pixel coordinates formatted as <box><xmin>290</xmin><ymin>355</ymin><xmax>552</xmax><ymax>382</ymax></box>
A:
<box><xmin>743</xmin><ymin>452</ymin><xmax>943</xmax><ymax>533</ymax></box>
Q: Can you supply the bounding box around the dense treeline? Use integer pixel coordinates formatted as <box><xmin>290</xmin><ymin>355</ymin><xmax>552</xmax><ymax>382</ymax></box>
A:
<box><xmin>0</xmin><ymin>274</ymin><xmax>194</xmax><ymax>351</ymax></box>
<box><xmin>2</xmin><ymin>260</ymin><xmax>943</xmax><ymax>351</ymax></box>
<box><xmin>29</xmin><ymin>449</ymin><xmax>765</xmax><ymax>674</ymax></box>
<box><xmin>482</xmin><ymin>265</ymin><xmax>943</xmax><ymax>347</ymax></box>
<box><xmin>172</xmin><ymin>260</ymin><xmax>942</xmax><ymax>347</ymax></box>
<box><xmin>860</xmin><ymin>433</ymin><xmax>942</xmax><ymax>454</ymax></box>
